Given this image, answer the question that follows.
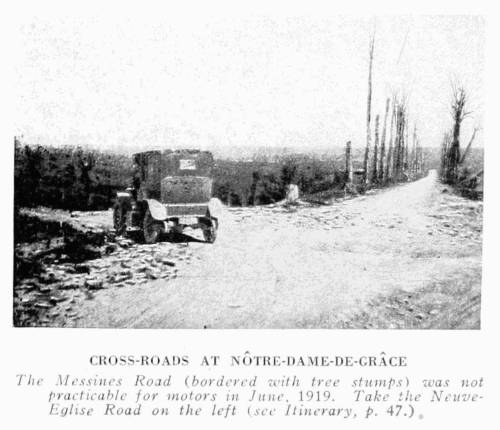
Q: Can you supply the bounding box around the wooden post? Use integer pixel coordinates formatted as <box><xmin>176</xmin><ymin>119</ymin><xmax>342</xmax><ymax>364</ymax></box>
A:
<box><xmin>363</xmin><ymin>34</ymin><xmax>375</xmax><ymax>185</ymax></box>
<box><xmin>345</xmin><ymin>141</ymin><xmax>353</xmax><ymax>183</ymax></box>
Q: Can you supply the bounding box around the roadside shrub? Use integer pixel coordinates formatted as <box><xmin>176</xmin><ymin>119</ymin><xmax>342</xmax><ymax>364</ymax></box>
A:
<box><xmin>15</xmin><ymin>139</ymin><xmax>353</xmax><ymax>210</ymax></box>
<box><xmin>14</xmin><ymin>140</ymin><xmax>133</xmax><ymax>211</ymax></box>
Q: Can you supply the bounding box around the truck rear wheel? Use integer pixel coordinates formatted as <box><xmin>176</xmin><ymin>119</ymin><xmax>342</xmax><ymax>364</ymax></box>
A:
<box><xmin>203</xmin><ymin>219</ymin><xmax>218</xmax><ymax>243</ymax></box>
<box><xmin>143</xmin><ymin>208</ymin><xmax>164</xmax><ymax>244</ymax></box>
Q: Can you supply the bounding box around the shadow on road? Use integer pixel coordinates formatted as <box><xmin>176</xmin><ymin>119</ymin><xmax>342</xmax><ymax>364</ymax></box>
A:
<box><xmin>162</xmin><ymin>232</ymin><xmax>205</xmax><ymax>244</ymax></box>
<box><xmin>126</xmin><ymin>230</ymin><xmax>206</xmax><ymax>244</ymax></box>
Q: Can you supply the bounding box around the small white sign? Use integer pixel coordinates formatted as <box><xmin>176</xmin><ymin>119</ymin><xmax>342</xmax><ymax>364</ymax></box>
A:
<box><xmin>179</xmin><ymin>159</ymin><xmax>196</xmax><ymax>170</ymax></box>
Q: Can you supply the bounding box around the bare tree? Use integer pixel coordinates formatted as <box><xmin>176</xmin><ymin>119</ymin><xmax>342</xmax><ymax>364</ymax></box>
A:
<box><xmin>445</xmin><ymin>85</ymin><xmax>471</xmax><ymax>183</ymax></box>
<box><xmin>378</xmin><ymin>98</ymin><xmax>390</xmax><ymax>181</ymax></box>
<box><xmin>384</xmin><ymin>98</ymin><xmax>396</xmax><ymax>182</ymax></box>
<box><xmin>411</xmin><ymin>124</ymin><xmax>417</xmax><ymax>176</ymax></box>
<box><xmin>345</xmin><ymin>141</ymin><xmax>353</xmax><ymax>184</ymax></box>
<box><xmin>363</xmin><ymin>33</ymin><xmax>375</xmax><ymax>185</ymax></box>
<box><xmin>404</xmin><ymin>116</ymin><xmax>410</xmax><ymax>172</ymax></box>
<box><xmin>392</xmin><ymin>98</ymin><xmax>407</xmax><ymax>180</ymax></box>
<box><xmin>371</xmin><ymin>114</ymin><xmax>380</xmax><ymax>182</ymax></box>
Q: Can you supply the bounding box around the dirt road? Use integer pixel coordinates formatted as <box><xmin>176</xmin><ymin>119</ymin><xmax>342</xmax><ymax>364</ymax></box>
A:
<box><xmin>69</xmin><ymin>170</ymin><xmax>481</xmax><ymax>329</ymax></box>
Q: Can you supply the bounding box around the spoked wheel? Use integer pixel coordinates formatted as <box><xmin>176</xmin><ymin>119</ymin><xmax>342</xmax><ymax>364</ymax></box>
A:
<box><xmin>142</xmin><ymin>208</ymin><xmax>164</xmax><ymax>244</ymax></box>
<box><xmin>113</xmin><ymin>202</ymin><xmax>127</xmax><ymax>235</ymax></box>
<box><xmin>203</xmin><ymin>219</ymin><xmax>218</xmax><ymax>243</ymax></box>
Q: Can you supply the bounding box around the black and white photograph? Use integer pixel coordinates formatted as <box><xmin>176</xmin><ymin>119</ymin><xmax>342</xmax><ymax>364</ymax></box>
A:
<box><xmin>12</xmin><ymin>14</ymin><xmax>484</xmax><ymax>329</ymax></box>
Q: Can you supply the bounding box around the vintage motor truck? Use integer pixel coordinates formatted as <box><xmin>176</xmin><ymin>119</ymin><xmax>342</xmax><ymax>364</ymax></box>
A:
<box><xmin>113</xmin><ymin>149</ymin><xmax>221</xmax><ymax>243</ymax></box>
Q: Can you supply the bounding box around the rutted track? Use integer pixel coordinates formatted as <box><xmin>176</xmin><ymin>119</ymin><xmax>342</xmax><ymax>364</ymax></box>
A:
<box><xmin>14</xmin><ymin>171</ymin><xmax>482</xmax><ymax>328</ymax></box>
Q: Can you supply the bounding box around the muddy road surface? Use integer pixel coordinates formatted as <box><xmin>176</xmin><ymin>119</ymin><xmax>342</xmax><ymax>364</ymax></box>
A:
<box><xmin>15</xmin><ymin>170</ymin><xmax>482</xmax><ymax>328</ymax></box>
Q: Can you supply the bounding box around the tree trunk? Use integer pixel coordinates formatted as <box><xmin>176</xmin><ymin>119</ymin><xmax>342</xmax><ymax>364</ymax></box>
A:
<box><xmin>447</xmin><ymin>120</ymin><xmax>461</xmax><ymax>183</ymax></box>
<box><xmin>363</xmin><ymin>35</ymin><xmax>375</xmax><ymax>185</ymax></box>
<box><xmin>378</xmin><ymin>98</ymin><xmax>390</xmax><ymax>181</ymax></box>
<box><xmin>345</xmin><ymin>141</ymin><xmax>353</xmax><ymax>183</ymax></box>
<box><xmin>400</xmin><ymin>110</ymin><xmax>406</xmax><ymax>179</ymax></box>
<box><xmin>459</xmin><ymin>127</ymin><xmax>478</xmax><ymax>165</ymax></box>
<box><xmin>393</xmin><ymin>108</ymin><xmax>403</xmax><ymax>180</ymax></box>
<box><xmin>384</xmin><ymin>103</ymin><xmax>395</xmax><ymax>182</ymax></box>
<box><xmin>420</xmin><ymin>146</ymin><xmax>424</xmax><ymax>173</ymax></box>
<box><xmin>411</xmin><ymin>125</ymin><xmax>417</xmax><ymax>176</ymax></box>
<box><xmin>446</xmin><ymin>86</ymin><xmax>467</xmax><ymax>183</ymax></box>
<box><xmin>371</xmin><ymin>114</ymin><xmax>380</xmax><ymax>183</ymax></box>
<box><xmin>440</xmin><ymin>133</ymin><xmax>450</xmax><ymax>179</ymax></box>
<box><xmin>404</xmin><ymin>118</ymin><xmax>409</xmax><ymax>173</ymax></box>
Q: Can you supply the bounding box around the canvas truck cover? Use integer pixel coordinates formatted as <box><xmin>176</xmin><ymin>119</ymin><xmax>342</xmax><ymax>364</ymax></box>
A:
<box><xmin>133</xmin><ymin>150</ymin><xmax>214</xmax><ymax>201</ymax></box>
<box><xmin>160</xmin><ymin>150</ymin><xmax>214</xmax><ymax>177</ymax></box>
<box><xmin>160</xmin><ymin>150</ymin><xmax>214</xmax><ymax>204</ymax></box>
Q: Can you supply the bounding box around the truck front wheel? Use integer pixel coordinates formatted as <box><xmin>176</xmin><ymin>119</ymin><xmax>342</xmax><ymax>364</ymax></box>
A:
<box><xmin>113</xmin><ymin>202</ymin><xmax>127</xmax><ymax>235</ymax></box>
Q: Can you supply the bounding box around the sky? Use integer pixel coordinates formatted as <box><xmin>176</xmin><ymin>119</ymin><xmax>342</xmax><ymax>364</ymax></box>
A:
<box><xmin>15</xmin><ymin>15</ymin><xmax>484</xmax><ymax>152</ymax></box>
